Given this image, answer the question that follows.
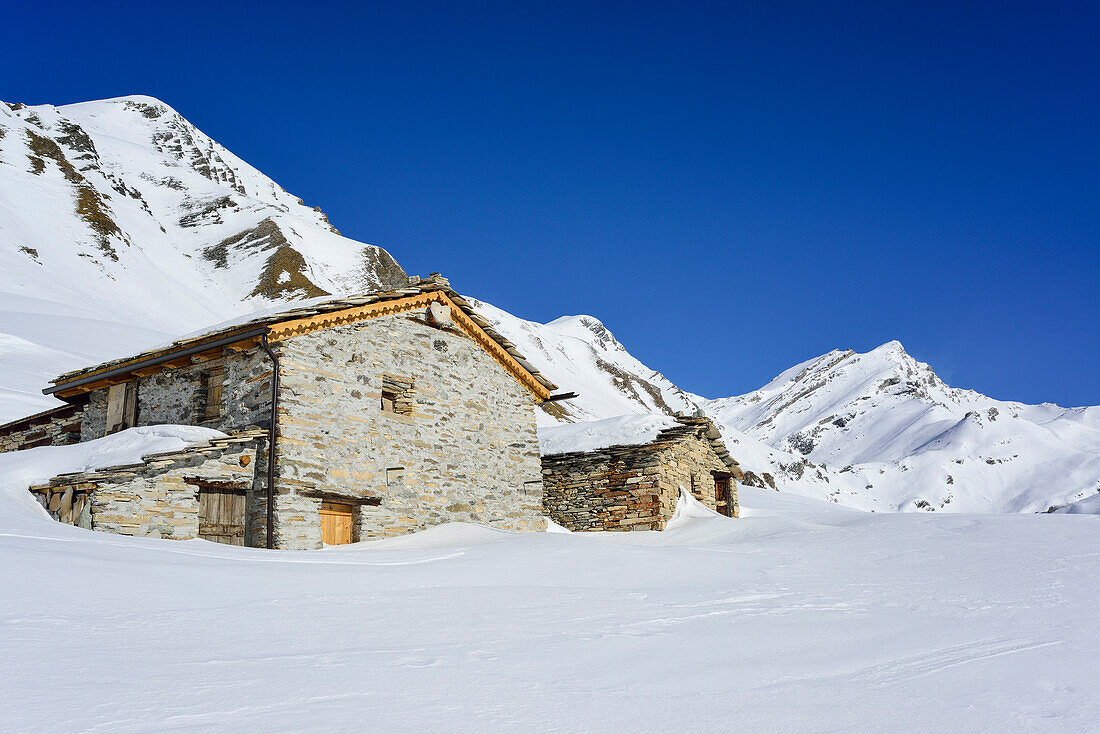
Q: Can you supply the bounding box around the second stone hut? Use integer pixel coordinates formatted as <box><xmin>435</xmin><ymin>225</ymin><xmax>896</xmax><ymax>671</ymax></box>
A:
<box><xmin>540</xmin><ymin>414</ymin><xmax>742</xmax><ymax>531</ymax></box>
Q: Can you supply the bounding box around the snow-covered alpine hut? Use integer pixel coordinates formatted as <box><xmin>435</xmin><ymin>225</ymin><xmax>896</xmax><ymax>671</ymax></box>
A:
<box><xmin>19</xmin><ymin>274</ymin><xmax>570</xmax><ymax>548</ymax></box>
<box><xmin>539</xmin><ymin>414</ymin><xmax>742</xmax><ymax>531</ymax></box>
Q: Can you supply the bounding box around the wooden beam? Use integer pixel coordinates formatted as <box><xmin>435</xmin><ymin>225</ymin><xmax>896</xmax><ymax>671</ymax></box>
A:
<box><xmin>442</xmin><ymin>293</ymin><xmax>553</xmax><ymax>401</ymax></box>
<box><xmin>224</xmin><ymin>337</ymin><xmax>260</xmax><ymax>353</ymax></box>
<box><xmin>190</xmin><ymin>348</ymin><xmax>223</xmax><ymax>363</ymax></box>
<box><xmin>266</xmin><ymin>292</ymin><xmax>444</xmax><ymax>341</ymax></box>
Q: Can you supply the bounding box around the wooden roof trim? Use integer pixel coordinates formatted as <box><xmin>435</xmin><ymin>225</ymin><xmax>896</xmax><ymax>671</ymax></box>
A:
<box><xmin>265</xmin><ymin>291</ymin><xmax>552</xmax><ymax>400</ymax></box>
<box><xmin>266</xmin><ymin>291</ymin><xmax>443</xmax><ymax>340</ymax></box>
<box><xmin>441</xmin><ymin>294</ymin><xmax>553</xmax><ymax>401</ymax></box>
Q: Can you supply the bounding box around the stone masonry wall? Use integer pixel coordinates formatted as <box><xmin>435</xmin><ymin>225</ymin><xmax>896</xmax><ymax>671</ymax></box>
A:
<box><xmin>0</xmin><ymin>404</ymin><xmax>84</xmax><ymax>453</ymax></box>
<box><xmin>29</xmin><ymin>430</ymin><xmax>264</xmax><ymax>542</ymax></box>
<box><xmin>542</xmin><ymin>420</ymin><xmax>740</xmax><ymax>531</ymax></box>
<box><xmin>273</xmin><ymin>307</ymin><xmax>545</xmax><ymax>549</ymax></box>
<box><xmin>656</xmin><ymin>432</ymin><xmax>740</xmax><ymax>518</ymax></box>
<box><xmin>541</xmin><ymin>443</ymin><xmax>673</xmax><ymax>531</ymax></box>
<box><xmin>80</xmin><ymin>348</ymin><xmax>273</xmax><ymax>441</ymax></box>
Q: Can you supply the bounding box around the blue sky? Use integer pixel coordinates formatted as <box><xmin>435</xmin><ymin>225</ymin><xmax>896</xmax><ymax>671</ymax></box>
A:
<box><xmin>6</xmin><ymin>1</ymin><xmax>1098</xmax><ymax>405</ymax></box>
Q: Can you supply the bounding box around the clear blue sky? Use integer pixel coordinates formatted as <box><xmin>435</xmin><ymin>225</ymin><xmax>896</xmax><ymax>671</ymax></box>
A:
<box><xmin>6</xmin><ymin>1</ymin><xmax>1098</xmax><ymax>405</ymax></box>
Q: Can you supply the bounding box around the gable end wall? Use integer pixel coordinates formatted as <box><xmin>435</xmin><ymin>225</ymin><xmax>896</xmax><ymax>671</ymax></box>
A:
<box><xmin>272</xmin><ymin>308</ymin><xmax>545</xmax><ymax>548</ymax></box>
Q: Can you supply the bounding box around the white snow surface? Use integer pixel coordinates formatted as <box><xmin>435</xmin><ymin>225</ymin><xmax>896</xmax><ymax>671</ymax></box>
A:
<box><xmin>0</xmin><ymin>447</ymin><xmax>1097</xmax><ymax>731</ymax></box>
<box><xmin>0</xmin><ymin>425</ymin><xmax>225</xmax><ymax>517</ymax></box>
<box><xmin>538</xmin><ymin>413</ymin><xmax>678</xmax><ymax>455</ymax></box>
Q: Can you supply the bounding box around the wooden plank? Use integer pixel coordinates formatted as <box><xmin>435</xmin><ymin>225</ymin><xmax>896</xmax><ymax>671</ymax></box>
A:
<box><xmin>122</xmin><ymin>382</ymin><xmax>138</xmax><ymax>429</ymax></box>
<box><xmin>190</xmin><ymin>348</ymin><xmax>223</xmax><ymax>363</ymax></box>
<box><xmin>104</xmin><ymin>384</ymin><xmax>125</xmax><ymax>435</ymax></box>
<box><xmin>223</xmin><ymin>337</ymin><xmax>260</xmax><ymax>353</ymax></box>
<box><xmin>204</xmin><ymin>367</ymin><xmax>224</xmax><ymax>420</ymax></box>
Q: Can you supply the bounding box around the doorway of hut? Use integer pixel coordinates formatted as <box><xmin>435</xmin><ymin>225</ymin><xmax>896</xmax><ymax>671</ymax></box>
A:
<box><xmin>712</xmin><ymin>472</ymin><xmax>735</xmax><ymax>518</ymax></box>
<box><xmin>198</xmin><ymin>488</ymin><xmax>247</xmax><ymax>545</ymax></box>
<box><xmin>320</xmin><ymin>501</ymin><xmax>354</xmax><ymax>545</ymax></box>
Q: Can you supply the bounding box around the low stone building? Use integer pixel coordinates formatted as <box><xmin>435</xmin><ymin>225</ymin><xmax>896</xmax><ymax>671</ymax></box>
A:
<box><xmin>0</xmin><ymin>404</ymin><xmax>85</xmax><ymax>453</ymax></box>
<box><xmin>541</xmin><ymin>415</ymin><xmax>742</xmax><ymax>531</ymax></box>
<box><xmin>25</xmin><ymin>274</ymin><xmax>563</xmax><ymax>549</ymax></box>
<box><xmin>29</xmin><ymin>429</ymin><xmax>265</xmax><ymax>543</ymax></box>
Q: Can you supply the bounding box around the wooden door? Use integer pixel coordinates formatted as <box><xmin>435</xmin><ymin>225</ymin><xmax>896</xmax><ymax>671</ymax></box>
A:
<box><xmin>198</xmin><ymin>489</ymin><xmax>246</xmax><ymax>545</ymax></box>
<box><xmin>715</xmin><ymin>478</ymin><xmax>731</xmax><ymax>515</ymax></box>
<box><xmin>320</xmin><ymin>501</ymin><xmax>354</xmax><ymax>545</ymax></box>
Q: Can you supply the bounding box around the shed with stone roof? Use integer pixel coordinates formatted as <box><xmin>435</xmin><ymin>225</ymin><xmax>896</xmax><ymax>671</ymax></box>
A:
<box><xmin>26</xmin><ymin>273</ymin><xmax>564</xmax><ymax>548</ymax></box>
<box><xmin>540</xmin><ymin>415</ymin><xmax>743</xmax><ymax>531</ymax></box>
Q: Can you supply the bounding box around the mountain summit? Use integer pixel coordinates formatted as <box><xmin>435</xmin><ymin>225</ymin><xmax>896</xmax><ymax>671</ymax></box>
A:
<box><xmin>0</xmin><ymin>95</ymin><xmax>405</xmax><ymax>322</ymax></box>
<box><xmin>704</xmin><ymin>340</ymin><xmax>1100</xmax><ymax>513</ymax></box>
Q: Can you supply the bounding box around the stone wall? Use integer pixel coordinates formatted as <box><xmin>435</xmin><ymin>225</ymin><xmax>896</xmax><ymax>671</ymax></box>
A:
<box><xmin>541</xmin><ymin>418</ymin><xmax>741</xmax><ymax>531</ymax></box>
<box><xmin>80</xmin><ymin>348</ymin><xmax>273</xmax><ymax>441</ymax></box>
<box><xmin>0</xmin><ymin>404</ymin><xmax>84</xmax><ymax>453</ymax></box>
<box><xmin>542</xmin><ymin>443</ymin><xmax>671</xmax><ymax>531</ymax></box>
<box><xmin>273</xmin><ymin>306</ymin><xmax>545</xmax><ymax>549</ymax></box>
<box><xmin>29</xmin><ymin>430</ymin><xmax>264</xmax><ymax>543</ymax></box>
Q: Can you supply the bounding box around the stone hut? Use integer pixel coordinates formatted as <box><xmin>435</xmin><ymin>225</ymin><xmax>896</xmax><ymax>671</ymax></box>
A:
<box><xmin>0</xmin><ymin>403</ymin><xmax>85</xmax><ymax>453</ymax></box>
<box><xmin>540</xmin><ymin>415</ymin><xmax>743</xmax><ymax>531</ymax></box>
<box><xmin>23</xmin><ymin>274</ymin><xmax>565</xmax><ymax>549</ymax></box>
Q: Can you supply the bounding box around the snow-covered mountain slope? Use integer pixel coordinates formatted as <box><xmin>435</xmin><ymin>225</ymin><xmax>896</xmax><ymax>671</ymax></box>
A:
<box><xmin>472</xmin><ymin>299</ymin><xmax>1100</xmax><ymax>514</ymax></box>
<box><xmin>465</xmin><ymin>299</ymin><xmax>702</xmax><ymax>423</ymax></box>
<box><xmin>1</xmin><ymin>95</ymin><xmax>1095</xmax><ymax>516</ymax></box>
<box><xmin>0</xmin><ymin>95</ymin><xmax>404</xmax><ymax>419</ymax></box>
<box><xmin>705</xmin><ymin>341</ymin><xmax>1100</xmax><ymax>513</ymax></box>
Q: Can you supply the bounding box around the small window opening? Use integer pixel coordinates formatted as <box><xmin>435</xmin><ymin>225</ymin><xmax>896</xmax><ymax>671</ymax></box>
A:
<box><xmin>202</xmin><ymin>366</ymin><xmax>225</xmax><ymax>421</ymax></box>
<box><xmin>380</xmin><ymin>375</ymin><xmax>415</xmax><ymax>415</ymax></box>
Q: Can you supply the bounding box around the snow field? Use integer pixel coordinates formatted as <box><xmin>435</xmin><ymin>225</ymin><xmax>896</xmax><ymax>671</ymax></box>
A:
<box><xmin>1</xmin><ymin>472</ymin><xmax>1096</xmax><ymax>732</ymax></box>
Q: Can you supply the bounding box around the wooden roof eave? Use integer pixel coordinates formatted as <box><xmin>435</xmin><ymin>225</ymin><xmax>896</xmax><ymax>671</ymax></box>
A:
<box><xmin>44</xmin><ymin>326</ymin><xmax>273</xmax><ymax>398</ymax></box>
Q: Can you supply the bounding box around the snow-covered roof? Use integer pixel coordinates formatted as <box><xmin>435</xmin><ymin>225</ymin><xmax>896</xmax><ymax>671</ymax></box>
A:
<box><xmin>47</xmin><ymin>274</ymin><xmax>558</xmax><ymax>398</ymax></box>
<box><xmin>539</xmin><ymin>414</ymin><xmax>679</xmax><ymax>455</ymax></box>
<box><xmin>538</xmin><ymin>413</ymin><xmax>741</xmax><ymax>470</ymax></box>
